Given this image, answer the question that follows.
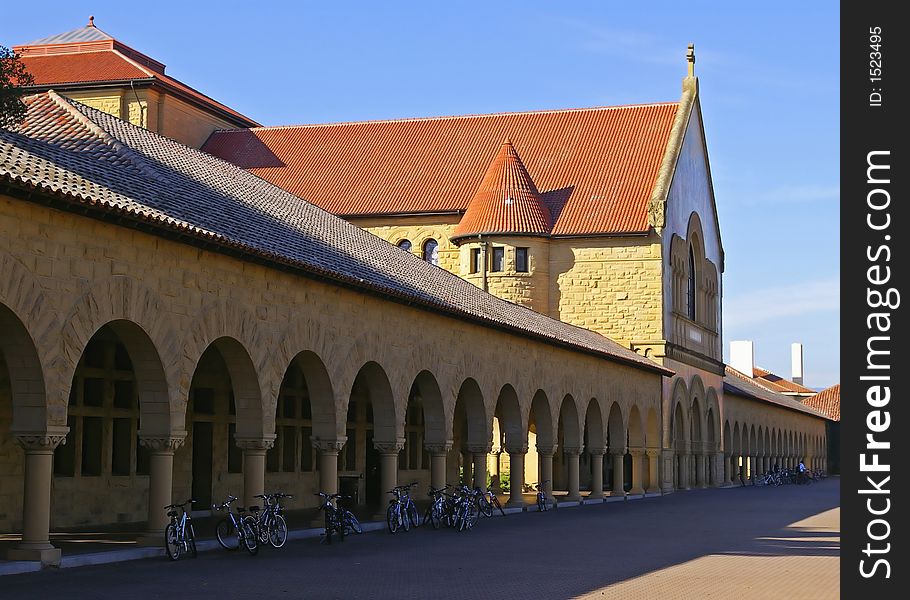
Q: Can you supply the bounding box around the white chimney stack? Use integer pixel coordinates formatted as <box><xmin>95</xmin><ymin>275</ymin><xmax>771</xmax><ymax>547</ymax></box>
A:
<box><xmin>730</xmin><ymin>340</ymin><xmax>754</xmax><ymax>376</ymax></box>
<box><xmin>791</xmin><ymin>343</ymin><xmax>804</xmax><ymax>385</ymax></box>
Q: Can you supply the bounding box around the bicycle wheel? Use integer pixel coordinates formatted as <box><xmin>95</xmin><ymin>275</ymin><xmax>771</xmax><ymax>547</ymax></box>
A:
<box><xmin>269</xmin><ymin>514</ymin><xmax>289</xmax><ymax>548</ymax></box>
<box><xmin>387</xmin><ymin>504</ymin><xmax>399</xmax><ymax>534</ymax></box>
<box><xmin>336</xmin><ymin>512</ymin><xmax>347</xmax><ymax>542</ymax></box>
<box><xmin>256</xmin><ymin>514</ymin><xmax>269</xmax><ymax>545</ymax></box>
<box><xmin>406</xmin><ymin>500</ymin><xmax>419</xmax><ymax>529</ymax></box>
<box><xmin>402</xmin><ymin>504</ymin><xmax>411</xmax><ymax>532</ymax></box>
<box><xmin>467</xmin><ymin>501</ymin><xmax>480</xmax><ymax>528</ymax></box>
<box><xmin>427</xmin><ymin>504</ymin><xmax>441</xmax><ymax>530</ymax></box>
<box><xmin>344</xmin><ymin>511</ymin><xmax>363</xmax><ymax>534</ymax></box>
<box><xmin>216</xmin><ymin>518</ymin><xmax>239</xmax><ymax>550</ymax></box>
<box><xmin>164</xmin><ymin>523</ymin><xmax>180</xmax><ymax>560</ymax></box>
<box><xmin>241</xmin><ymin>518</ymin><xmax>259</xmax><ymax>556</ymax></box>
<box><xmin>186</xmin><ymin>522</ymin><xmax>198</xmax><ymax>558</ymax></box>
<box><xmin>494</xmin><ymin>497</ymin><xmax>505</xmax><ymax>516</ymax></box>
<box><xmin>478</xmin><ymin>496</ymin><xmax>493</xmax><ymax>518</ymax></box>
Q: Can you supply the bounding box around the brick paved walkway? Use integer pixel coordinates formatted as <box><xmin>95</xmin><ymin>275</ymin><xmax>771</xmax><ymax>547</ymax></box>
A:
<box><xmin>1</xmin><ymin>478</ymin><xmax>839</xmax><ymax>599</ymax></box>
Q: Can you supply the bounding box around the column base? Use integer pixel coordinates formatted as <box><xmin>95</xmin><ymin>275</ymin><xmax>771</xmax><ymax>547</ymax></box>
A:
<box><xmin>505</xmin><ymin>498</ymin><xmax>527</xmax><ymax>509</ymax></box>
<box><xmin>629</xmin><ymin>487</ymin><xmax>645</xmax><ymax>495</ymax></box>
<box><xmin>7</xmin><ymin>545</ymin><xmax>62</xmax><ymax>566</ymax></box>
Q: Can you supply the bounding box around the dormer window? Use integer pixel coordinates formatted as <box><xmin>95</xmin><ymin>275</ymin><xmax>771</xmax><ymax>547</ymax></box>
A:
<box><xmin>397</xmin><ymin>239</ymin><xmax>412</xmax><ymax>252</ymax></box>
<box><xmin>423</xmin><ymin>239</ymin><xmax>439</xmax><ymax>266</ymax></box>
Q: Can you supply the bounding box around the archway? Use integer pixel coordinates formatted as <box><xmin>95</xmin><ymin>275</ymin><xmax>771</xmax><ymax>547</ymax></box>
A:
<box><xmin>555</xmin><ymin>395</ymin><xmax>581</xmax><ymax>501</ymax></box>
<box><xmin>529</xmin><ymin>390</ymin><xmax>555</xmax><ymax>501</ymax></box>
<box><xmin>607</xmin><ymin>402</ymin><xmax>626</xmax><ymax>496</ymax></box>
<box><xmin>627</xmin><ymin>405</ymin><xmax>645</xmax><ymax>494</ymax></box>
<box><xmin>583</xmin><ymin>399</ymin><xmax>606</xmax><ymax>499</ymax></box>
<box><xmin>347</xmin><ymin>362</ymin><xmax>397</xmax><ymax>508</ymax></box>
<box><xmin>493</xmin><ymin>384</ymin><xmax>523</xmax><ymax>501</ymax></box>
<box><xmin>452</xmin><ymin>378</ymin><xmax>489</xmax><ymax>489</ymax></box>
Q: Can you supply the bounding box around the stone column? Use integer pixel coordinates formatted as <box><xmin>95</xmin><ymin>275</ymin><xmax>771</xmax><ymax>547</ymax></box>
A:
<box><xmin>646</xmin><ymin>449</ymin><xmax>661</xmax><ymax>494</ymax></box>
<box><xmin>236</xmin><ymin>435</ymin><xmax>276</xmax><ymax>508</ymax></box>
<box><xmin>424</xmin><ymin>441</ymin><xmax>452</xmax><ymax>492</ymax></box>
<box><xmin>629</xmin><ymin>448</ymin><xmax>645</xmax><ymax>495</ymax></box>
<box><xmin>462</xmin><ymin>451</ymin><xmax>473</xmax><ymax>485</ymax></box>
<box><xmin>610</xmin><ymin>449</ymin><xmax>626</xmax><ymax>498</ymax></box>
<box><xmin>764</xmin><ymin>455</ymin><xmax>771</xmax><ymax>474</ymax></box>
<box><xmin>137</xmin><ymin>434</ymin><xmax>186</xmax><ymax>546</ymax></box>
<box><xmin>678</xmin><ymin>451</ymin><xmax>690</xmax><ymax>490</ymax></box>
<box><xmin>375</xmin><ymin>439</ymin><xmax>404</xmax><ymax>516</ymax></box>
<box><xmin>312</xmin><ymin>437</ymin><xmax>346</xmax><ymax>496</ymax></box>
<box><xmin>7</xmin><ymin>429</ymin><xmax>68</xmax><ymax>565</ymax></box>
<box><xmin>588</xmin><ymin>448</ymin><xmax>606</xmax><ymax>501</ymax></box>
<box><xmin>537</xmin><ymin>444</ymin><xmax>556</xmax><ymax>504</ymax></box>
<box><xmin>660</xmin><ymin>449</ymin><xmax>675</xmax><ymax>494</ymax></box>
<box><xmin>723</xmin><ymin>453</ymin><xmax>734</xmax><ymax>487</ymax></box>
<box><xmin>466</xmin><ymin>444</ymin><xmax>490</xmax><ymax>490</ymax></box>
<box><xmin>563</xmin><ymin>446</ymin><xmax>582</xmax><ymax>501</ymax></box>
<box><xmin>505</xmin><ymin>443</ymin><xmax>528</xmax><ymax>508</ymax></box>
<box><xmin>695</xmin><ymin>452</ymin><xmax>707</xmax><ymax>488</ymax></box>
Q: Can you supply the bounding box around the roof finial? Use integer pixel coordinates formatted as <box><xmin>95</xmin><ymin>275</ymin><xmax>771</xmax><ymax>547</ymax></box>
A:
<box><xmin>504</xmin><ymin>137</ymin><xmax>513</xmax><ymax>146</ymax></box>
<box><xmin>686</xmin><ymin>43</ymin><xmax>695</xmax><ymax>77</ymax></box>
<box><xmin>88</xmin><ymin>15</ymin><xmax>95</xmax><ymax>27</ymax></box>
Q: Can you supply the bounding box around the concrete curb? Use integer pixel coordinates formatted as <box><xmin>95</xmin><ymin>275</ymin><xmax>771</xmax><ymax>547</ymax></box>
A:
<box><xmin>1</xmin><ymin>494</ymin><xmax>647</xmax><ymax>575</ymax></box>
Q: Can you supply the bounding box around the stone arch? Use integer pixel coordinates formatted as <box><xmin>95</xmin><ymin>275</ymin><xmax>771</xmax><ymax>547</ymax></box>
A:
<box><xmin>530</xmin><ymin>389</ymin><xmax>555</xmax><ymax>450</ymax></box>
<box><xmin>409</xmin><ymin>370</ymin><xmax>447</xmax><ymax>447</ymax></box>
<box><xmin>607</xmin><ymin>402</ymin><xmax>625</xmax><ymax>453</ymax></box>
<box><xmin>584</xmin><ymin>398</ymin><xmax>606</xmax><ymax>451</ymax></box>
<box><xmin>628</xmin><ymin>405</ymin><xmax>644</xmax><ymax>450</ymax></box>
<box><xmin>0</xmin><ymin>302</ymin><xmax>52</xmax><ymax>434</ymax></box>
<box><xmin>731</xmin><ymin>422</ymin><xmax>742</xmax><ymax>456</ymax></box>
<box><xmin>494</xmin><ymin>383</ymin><xmax>524</xmax><ymax>450</ymax></box>
<box><xmin>279</xmin><ymin>350</ymin><xmax>337</xmax><ymax>442</ymax></box>
<box><xmin>61</xmin><ymin>276</ymin><xmax>181</xmax><ymax>429</ymax></box>
<box><xmin>723</xmin><ymin>420</ymin><xmax>732</xmax><ymax>454</ymax></box>
<box><xmin>0</xmin><ymin>250</ymin><xmax>58</xmax><ymax>427</ymax></box>
<box><xmin>672</xmin><ymin>401</ymin><xmax>688</xmax><ymax>451</ymax></box>
<box><xmin>705</xmin><ymin>407</ymin><xmax>717</xmax><ymax>453</ymax></box>
<box><xmin>454</xmin><ymin>378</ymin><xmax>489</xmax><ymax>447</ymax></box>
<box><xmin>182</xmin><ymin>299</ymin><xmax>269</xmax><ymax>434</ymax></box>
<box><xmin>670</xmin><ymin>378</ymin><xmax>689</xmax><ymax>445</ymax></box>
<box><xmin>558</xmin><ymin>395</ymin><xmax>581</xmax><ymax>450</ymax></box>
<box><xmin>646</xmin><ymin>407</ymin><xmax>660</xmax><ymax>450</ymax></box>
<box><xmin>352</xmin><ymin>361</ymin><xmax>399</xmax><ymax>444</ymax></box>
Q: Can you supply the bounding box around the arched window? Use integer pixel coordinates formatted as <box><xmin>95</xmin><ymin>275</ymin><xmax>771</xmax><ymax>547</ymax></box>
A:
<box><xmin>687</xmin><ymin>245</ymin><xmax>697</xmax><ymax>321</ymax></box>
<box><xmin>423</xmin><ymin>239</ymin><xmax>439</xmax><ymax>266</ymax></box>
<box><xmin>397</xmin><ymin>239</ymin><xmax>412</xmax><ymax>252</ymax></box>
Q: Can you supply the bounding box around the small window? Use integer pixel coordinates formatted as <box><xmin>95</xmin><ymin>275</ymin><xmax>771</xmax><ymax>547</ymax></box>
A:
<box><xmin>516</xmin><ymin>247</ymin><xmax>529</xmax><ymax>272</ymax></box>
<box><xmin>423</xmin><ymin>239</ymin><xmax>439</xmax><ymax>266</ymax></box>
<box><xmin>113</xmin><ymin>380</ymin><xmax>134</xmax><ymax>409</ymax></box>
<box><xmin>397</xmin><ymin>239</ymin><xmax>412</xmax><ymax>252</ymax></box>
<box><xmin>470</xmin><ymin>248</ymin><xmax>481</xmax><ymax>274</ymax></box>
<box><xmin>491</xmin><ymin>247</ymin><xmax>504</xmax><ymax>272</ymax></box>
<box><xmin>687</xmin><ymin>245</ymin><xmax>697</xmax><ymax>320</ymax></box>
<box><xmin>82</xmin><ymin>377</ymin><xmax>104</xmax><ymax>407</ymax></box>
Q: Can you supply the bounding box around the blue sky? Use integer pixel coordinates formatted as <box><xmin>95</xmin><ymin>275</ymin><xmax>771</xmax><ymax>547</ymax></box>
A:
<box><xmin>2</xmin><ymin>2</ymin><xmax>840</xmax><ymax>388</ymax></box>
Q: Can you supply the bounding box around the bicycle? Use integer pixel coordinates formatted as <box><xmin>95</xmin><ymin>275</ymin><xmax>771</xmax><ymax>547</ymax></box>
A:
<box><xmin>478</xmin><ymin>487</ymin><xmax>505</xmax><ymax>517</ymax></box>
<box><xmin>451</xmin><ymin>485</ymin><xmax>480</xmax><ymax>531</ymax></box>
<box><xmin>424</xmin><ymin>485</ymin><xmax>449</xmax><ymax>529</ymax></box>
<box><xmin>317</xmin><ymin>492</ymin><xmax>361</xmax><ymax>543</ymax></box>
<box><xmin>532</xmin><ymin>481</ymin><xmax>550</xmax><ymax>512</ymax></box>
<box><xmin>252</xmin><ymin>492</ymin><xmax>293</xmax><ymax>548</ymax></box>
<box><xmin>386</xmin><ymin>484</ymin><xmax>417</xmax><ymax>533</ymax></box>
<box><xmin>164</xmin><ymin>499</ymin><xmax>197</xmax><ymax>561</ymax></box>
<box><xmin>213</xmin><ymin>495</ymin><xmax>258</xmax><ymax>555</ymax></box>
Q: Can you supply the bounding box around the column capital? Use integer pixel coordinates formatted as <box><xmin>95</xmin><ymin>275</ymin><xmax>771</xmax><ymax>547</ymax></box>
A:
<box><xmin>374</xmin><ymin>439</ymin><xmax>405</xmax><ymax>454</ymax></box>
<box><xmin>14</xmin><ymin>427</ymin><xmax>69</xmax><ymax>452</ymax></box>
<box><xmin>138</xmin><ymin>432</ymin><xmax>187</xmax><ymax>453</ymax></box>
<box><xmin>646</xmin><ymin>448</ymin><xmax>661</xmax><ymax>458</ymax></box>
<box><xmin>311</xmin><ymin>436</ymin><xmax>347</xmax><ymax>453</ymax></box>
<box><xmin>562</xmin><ymin>446</ymin><xmax>583</xmax><ymax>456</ymax></box>
<box><xmin>536</xmin><ymin>443</ymin><xmax>557</xmax><ymax>456</ymax></box>
<box><xmin>587</xmin><ymin>447</ymin><xmax>607</xmax><ymax>456</ymax></box>
<box><xmin>235</xmin><ymin>434</ymin><xmax>277</xmax><ymax>452</ymax></box>
<box><xmin>424</xmin><ymin>440</ymin><xmax>454</xmax><ymax>454</ymax></box>
<box><xmin>464</xmin><ymin>443</ymin><xmax>492</xmax><ymax>454</ymax></box>
<box><xmin>629</xmin><ymin>446</ymin><xmax>646</xmax><ymax>456</ymax></box>
<box><xmin>609</xmin><ymin>446</ymin><xmax>627</xmax><ymax>456</ymax></box>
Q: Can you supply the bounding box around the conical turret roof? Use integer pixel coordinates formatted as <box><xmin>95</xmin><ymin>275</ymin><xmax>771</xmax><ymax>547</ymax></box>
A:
<box><xmin>453</xmin><ymin>139</ymin><xmax>552</xmax><ymax>239</ymax></box>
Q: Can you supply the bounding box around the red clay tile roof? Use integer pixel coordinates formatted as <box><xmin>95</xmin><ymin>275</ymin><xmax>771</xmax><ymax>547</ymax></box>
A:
<box><xmin>202</xmin><ymin>102</ymin><xmax>679</xmax><ymax>235</ymax></box>
<box><xmin>453</xmin><ymin>139</ymin><xmax>552</xmax><ymax>239</ymax></box>
<box><xmin>752</xmin><ymin>367</ymin><xmax>816</xmax><ymax>395</ymax></box>
<box><xmin>724</xmin><ymin>367</ymin><xmax>829</xmax><ymax>420</ymax></box>
<box><xmin>0</xmin><ymin>92</ymin><xmax>672</xmax><ymax>377</ymax></box>
<box><xmin>802</xmin><ymin>384</ymin><xmax>840</xmax><ymax>421</ymax></box>
<box><xmin>14</xmin><ymin>27</ymin><xmax>258</xmax><ymax>128</ymax></box>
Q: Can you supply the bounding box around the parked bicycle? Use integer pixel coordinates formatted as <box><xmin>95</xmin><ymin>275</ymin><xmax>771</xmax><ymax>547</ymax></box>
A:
<box><xmin>477</xmin><ymin>487</ymin><xmax>505</xmax><ymax>517</ymax></box>
<box><xmin>387</xmin><ymin>483</ymin><xmax>419</xmax><ymax>533</ymax></box>
<box><xmin>532</xmin><ymin>481</ymin><xmax>550</xmax><ymax>512</ymax></box>
<box><xmin>450</xmin><ymin>484</ymin><xmax>481</xmax><ymax>531</ymax></box>
<box><xmin>213</xmin><ymin>495</ymin><xmax>258</xmax><ymax>555</ymax></box>
<box><xmin>424</xmin><ymin>484</ymin><xmax>450</xmax><ymax>529</ymax></box>
<box><xmin>252</xmin><ymin>492</ymin><xmax>293</xmax><ymax>548</ymax></box>
<box><xmin>317</xmin><ymin>492</ymin><xmax>362</xmax><ymax>544</ymax></box>
<box><xmin>164</xmin><ymin>499</ymin><xmax>197</xmax><ymax>560</ymax></box>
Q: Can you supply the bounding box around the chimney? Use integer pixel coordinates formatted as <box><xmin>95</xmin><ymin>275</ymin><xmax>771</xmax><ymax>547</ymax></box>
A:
<box><xmin>730</xmin><ymin>340</ymin><xmax>754</xmax><ymax>377</ymax></box>
<box><xmin>791</xmin><ymin>343</ymin><xmax>804</xmax><ymax>385</ymax></box>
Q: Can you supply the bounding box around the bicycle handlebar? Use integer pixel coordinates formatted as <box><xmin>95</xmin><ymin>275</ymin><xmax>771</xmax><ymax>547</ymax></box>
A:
<box><xmin>163</xmin><ymin>499</ymin><xmax>196</xmax><ymax>510</ymax></box>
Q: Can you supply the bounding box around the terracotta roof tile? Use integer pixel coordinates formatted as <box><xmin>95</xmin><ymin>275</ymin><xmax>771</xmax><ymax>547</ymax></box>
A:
<box><xmin>453</xmin><ymin>140</ymin><xmax>551</xmax><ymax>239</ymax></box>
<box><xmin>0</xmin><ymin>92</ymin><xmax>672</xmax><ymax>377</ymax></box>
<box><xmin>802</xmin><ymin>384</ymin><xmax>840</xmax><ymax>421</ymax></box>
<box><xmin>724</xmin><ymin>366</ymin><xmax>829</xmax><ymax>420</ymax></box>
<box><xmin>202</xmin><ymin>102</ymin><xmax>679</xmax><ymax>235</ymax></box>
<box><xmin>752</xmin><ymin>367</ymin><xmax>816</xmax><ymax>394</ymax></box>
<box><xmin>19</xmin><ymin>51</ymin><xmax>151</xmax><ymax>85</ymax></box>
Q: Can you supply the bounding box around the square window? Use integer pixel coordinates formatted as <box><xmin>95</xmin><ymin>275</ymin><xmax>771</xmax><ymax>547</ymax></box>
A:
<box><xmin>82</xmin><ymin>378</ymin><xmax>105</xmax><ymax>407</ymax></box>
<box><xmin>470</xmin><ymin>248</ymin><xmax>481</xmax><ymax>274</ymax></box>
<box><xmin>516</xmin><ymin>247</ymin><xmax>529</xmax><ymax>272</ymax></box>
<box><xmin>113</xmin><ymin>380</ymin><xmax>134</xmax><ymax>409</ymax></box>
